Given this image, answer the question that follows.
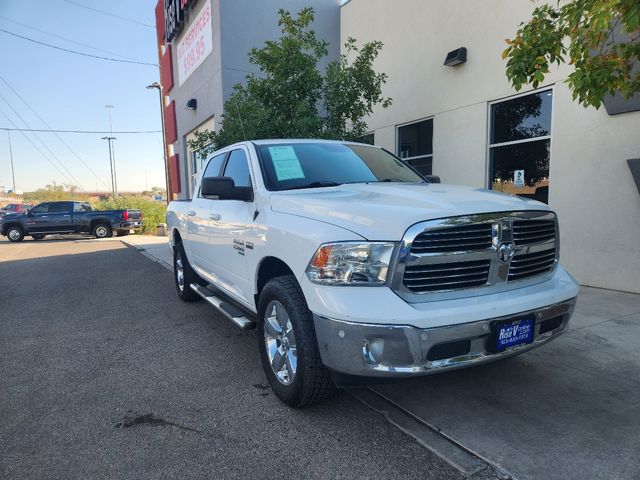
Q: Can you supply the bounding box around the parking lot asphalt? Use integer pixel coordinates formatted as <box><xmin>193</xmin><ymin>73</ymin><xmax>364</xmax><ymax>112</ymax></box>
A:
<box><xmin>0</xmin><ymin>237</ymin><xmax>470</xmax><ymax>480</ymax></box>
<box><xmin>121</xmin><ymin>235</ymin><xmax>640</xmax><ymax>480</ymax></box>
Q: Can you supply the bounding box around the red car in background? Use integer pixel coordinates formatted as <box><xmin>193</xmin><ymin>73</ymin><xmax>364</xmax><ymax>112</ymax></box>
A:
<box><xmin>0</xmin><ymin>203</ymin><xmax>33</xmax><ymax>217</ymax></box>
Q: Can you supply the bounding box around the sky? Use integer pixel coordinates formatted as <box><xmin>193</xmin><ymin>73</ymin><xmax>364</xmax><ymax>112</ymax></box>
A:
<box><xmin>0</xmin><ymin>0</ymin><xmax>164</xmax><ymax>193</ymax></box>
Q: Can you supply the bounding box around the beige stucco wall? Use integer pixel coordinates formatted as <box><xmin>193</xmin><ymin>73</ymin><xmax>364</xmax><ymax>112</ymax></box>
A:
<box><xmin>342</xmin><ymin>0</ymin><xmax>640</xmax><ymax>293</ymax></box>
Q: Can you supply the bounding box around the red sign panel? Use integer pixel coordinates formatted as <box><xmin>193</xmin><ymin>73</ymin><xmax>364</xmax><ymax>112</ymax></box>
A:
<box><xmin>154</xmin><ymin>0</ymin><xmax>165</xmax><ymax>46</ymax></box>
<box><xmin>164</xmin><ymin>100</ymin><xmax>177</xmax><ymax>145</ymax></box>
<box><xmin>160</xmin><ymin>44</ymin><xmax>174</xmax><ymax>93</ymax></box>
<box><xmin>168</xmin><ymin>154</ymin><xmax>181</xmax><ymax>194</ymax></box>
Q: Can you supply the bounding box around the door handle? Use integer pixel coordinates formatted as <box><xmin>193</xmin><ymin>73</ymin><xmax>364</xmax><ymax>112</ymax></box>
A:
<box><xmin>187</xmin><ymin>210</ymin><xmax>196</xmax><ymax>216</ymax></box>
<box><xmin>63</xmin><ymin>215</ymin><xmax>71</xmax><ymax>217</ymax></box>
<box><xmin>209</xmin><ymin>213</ymin><xmax>221</xmax><ymax>221</ymax></box>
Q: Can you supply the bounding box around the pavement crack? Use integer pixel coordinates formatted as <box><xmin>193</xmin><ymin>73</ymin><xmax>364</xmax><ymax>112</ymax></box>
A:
<box><xmin>115</xmin><ymin>413</ymin><xmax>203</xmax><ymax>434</ymax></box>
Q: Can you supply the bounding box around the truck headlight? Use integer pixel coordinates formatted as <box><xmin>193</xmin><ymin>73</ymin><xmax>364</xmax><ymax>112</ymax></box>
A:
<box><xmin>306</xmin><ymin>242</ymin><xmax>396</xmax><ymax>286</ymax></box>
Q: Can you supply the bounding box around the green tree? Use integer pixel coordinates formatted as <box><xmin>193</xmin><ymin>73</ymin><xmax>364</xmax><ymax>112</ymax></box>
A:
<box><xmin>502</xmin><ymin>0</ymin><xmax>640</xmax><ymax>108</ymax></box>
<box><xmin>24</xmin><ymin>184</ymin><xmax>89</xmax><ymax>202</ymax></box>
<box><xmin>189</xmin><ymin>7</ymin><xmax>391</xmax><ymax>157</ymax></box>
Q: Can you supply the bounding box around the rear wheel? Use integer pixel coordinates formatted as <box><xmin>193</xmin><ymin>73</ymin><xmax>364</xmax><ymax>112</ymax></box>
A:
<box><xmin>7</xmin><ymin>226</ymin><xmax>24</xmax><ymax>243</ymax></box>
<box><xmin>32</xmin><ymin>234</ymin><xmax>46</xmax><ymax>240</ymax></box>
<box><xmin>116</xmin><ymin>230</ymin><xmax>130</xmax><ymax>237</ymax></box>
<box><xmin>174</xmin><ymin>242</ymin><xmax>201</xmax><ymax>302</ymax></box>
<box><xmin>93</xmin><ymin>223</ymin><xmax>112</xmax><ymax>239</ymax></box>
<box><xmin>257</xmin><ymin>275</ymin><xmax>336</xmax><ymax>407</ymax></box>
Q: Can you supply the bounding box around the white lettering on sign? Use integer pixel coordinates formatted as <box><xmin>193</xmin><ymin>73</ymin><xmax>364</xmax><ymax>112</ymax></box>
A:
<box><xmin>177</xmin><ymin>0</ymin><xmax>212</xmax><ymax>86</ymax></box>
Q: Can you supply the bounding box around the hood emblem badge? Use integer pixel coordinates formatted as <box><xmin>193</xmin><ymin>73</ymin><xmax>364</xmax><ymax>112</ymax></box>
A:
<box><xmin>498</xmin><ymin>242</ymin><xmax>516</xmax><ymax>263</ymax></box>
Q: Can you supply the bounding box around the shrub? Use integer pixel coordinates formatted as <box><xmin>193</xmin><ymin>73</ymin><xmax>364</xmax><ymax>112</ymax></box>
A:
<box><xmin>92</xmin><ymin>196</ymin><xmax>166</xmax><ymax>235</ymax></box>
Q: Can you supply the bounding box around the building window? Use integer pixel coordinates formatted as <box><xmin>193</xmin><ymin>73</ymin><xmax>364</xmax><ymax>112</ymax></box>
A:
<box><xmin>397</xmin><ymin>118</ymin><xmax>433</xmax><ymax>175</ymax></box>
<box><xmin>489</xmin><ymin>89</ymin><xmax>552</xmax><ymax>204</ymax></box>
<box><xmin>191</xmin><ymin>149</ymin><xmax>207</xmax><ymax>192</ymax></box>
<box><xmin>357</xmin><ymin>133</ymin><xmax>374</xmax><ymax>145</ymax></box>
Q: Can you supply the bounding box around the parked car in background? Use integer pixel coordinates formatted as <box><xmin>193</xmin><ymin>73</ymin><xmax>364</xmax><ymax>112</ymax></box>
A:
<box><xmin>166</xmin><ymin>139</ymin><xmax>580</xmax><ymax>407</ymax></box>
<box><xmin>0</xmin><ymin>201</ymin><xmax>142</xmax><ymax>242</ymax></box>
<box><xmin>0</xmin><ymin>203</ymin><xmax>33</xmax><ymax>217</ymax></box>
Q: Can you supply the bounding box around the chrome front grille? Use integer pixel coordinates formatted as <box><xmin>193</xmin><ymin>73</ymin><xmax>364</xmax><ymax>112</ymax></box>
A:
<box><xmin>508</xmin><ymin>247</ymin><xmax>556</xmax><ymax>281</ymax></box>
<box><xmin>391</xmin><ymin>211</ymin><xmax>559</xmax><ymax>302</ymax></box>
<box><xmin>513</xmin><ymin>220</ymin><xmax>556</xmax><ymax>245</ymax></box>
<box><xmin>403</xmin><ymin>259</ymin><xmax>491</xmax><ymax>292</ymax></box>
<box><xmin>411</xmin><ymin>224</ymin><xmax>493</xmax><ymax>253</ymax></box>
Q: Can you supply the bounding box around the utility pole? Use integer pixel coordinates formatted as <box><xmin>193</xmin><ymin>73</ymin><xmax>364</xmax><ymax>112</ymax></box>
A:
<box><xmin>7</xmin><ymin>131</ymin><xmax>16</xmax><ymax>193</ymax></box>
<box><xmin>101</xmin><ymin>136</ymin><xmax>117</xmax><ymax>199</ymax></box>
<box><xmin>105</xmin><ymin>105</ymin><xmax>118</xmax><ymax>198</ymax></box>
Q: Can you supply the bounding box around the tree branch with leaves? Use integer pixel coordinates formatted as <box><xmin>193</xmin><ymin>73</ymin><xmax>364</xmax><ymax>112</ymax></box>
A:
<box><xmin>188</xmin><ymin>7</ymin><xmax>391</xmax><ymax>158</ymax></box>
<box><xmin>503</xmin><ymin>0</ymin><xmax>640</xmax><ymax>108</ymax></box>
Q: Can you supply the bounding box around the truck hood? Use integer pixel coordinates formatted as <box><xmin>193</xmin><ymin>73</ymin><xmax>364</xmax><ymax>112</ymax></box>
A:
<box><xmin>270</xmin><ymin>182</ymin><xmax>549</xmax><ymax>240</ymax></box>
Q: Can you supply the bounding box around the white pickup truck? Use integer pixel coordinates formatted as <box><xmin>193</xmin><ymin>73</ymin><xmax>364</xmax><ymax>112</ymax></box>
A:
<box><xmin>166</xmin><ymin>139</ymin><xmax>579</xmax><ymax>407</ymax></box>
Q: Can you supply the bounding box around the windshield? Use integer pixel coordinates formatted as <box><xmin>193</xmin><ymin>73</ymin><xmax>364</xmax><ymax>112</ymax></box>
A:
<box><xmin>255</xmin><ymin>143</ymin><xmax>425</xmax><ymax>191</ymax></box>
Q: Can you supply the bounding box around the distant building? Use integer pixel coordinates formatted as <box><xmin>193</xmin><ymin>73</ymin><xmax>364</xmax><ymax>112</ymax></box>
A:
<box><xmin>153</xmin><ymin>0</ymin><xmax>341</xmax><ymax>199</ymax></box>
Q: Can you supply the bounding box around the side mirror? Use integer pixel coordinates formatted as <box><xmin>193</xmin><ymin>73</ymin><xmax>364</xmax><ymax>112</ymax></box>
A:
<box><xmin>201</xmin><ymin>177</ymin><xmax>253</xmax><ymax>201</ymax></box>
<box><xmin>425</xmin><ymin>175</ymin><xmax>441</xmax><ymax>183</ymax></box>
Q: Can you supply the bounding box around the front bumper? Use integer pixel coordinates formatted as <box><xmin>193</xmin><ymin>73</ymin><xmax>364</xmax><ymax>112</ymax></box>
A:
<box><xmin>313</xmin><ymin>297</ymin><xmax>576</xmax><ymax>378</ymax></box>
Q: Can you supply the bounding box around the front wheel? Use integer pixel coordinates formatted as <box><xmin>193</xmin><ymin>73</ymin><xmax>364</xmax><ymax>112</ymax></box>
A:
<box><xmin>257</xmin><ymin>275</ymin><xmax>336</xmax><ymax>407</ymax></box>
<box><xmin>7</xmin><ymin>226</ymin><xmax>25</xmax><ymax>242</ymax></box>
<box><xmin>93</xmin><ymin>223</ymin><xmax>112</xmax><ymax>239</ymax></box>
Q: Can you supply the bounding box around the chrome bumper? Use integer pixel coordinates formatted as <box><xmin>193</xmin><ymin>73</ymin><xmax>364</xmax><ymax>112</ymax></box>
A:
<box><xmin>313</xmin><ymin>298</ymin><xmax>577</xmax><ymax>378</ymax></box>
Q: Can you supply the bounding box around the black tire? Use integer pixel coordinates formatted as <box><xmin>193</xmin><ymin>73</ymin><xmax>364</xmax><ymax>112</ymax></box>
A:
<box><xmin>32</xmin><ymin>234</ymin><xmax>46</xmax><ymax>240</ymax></box>
<box><xmin>257</xmin><ymin>275</ymin><xmax>336</xmax><ymax>407</ymax></box>
<box><xmin>93</xmin><ymin>223</ymin><xmax>112</xmax><ymax>239</ymax></box>
<box><xmin>174</xmin><ymin>242</ymin><xmax>201</xmax><ymax>302</ymax></box>
<box><xmin>116</xmin><ymin>230</ymin><xmax>130</xmax><ymax>237</ymax></box>
<box><xmin>6</xmin><ymin>225</ymin><xmax>25</xmax><ymax>243</ymax></box>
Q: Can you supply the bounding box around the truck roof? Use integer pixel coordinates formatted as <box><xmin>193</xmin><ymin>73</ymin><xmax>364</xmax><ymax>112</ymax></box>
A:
<box><xmin>250</xmin><ymin>139</ymin><xmax>380</xmax><ymax>147</ymax></box>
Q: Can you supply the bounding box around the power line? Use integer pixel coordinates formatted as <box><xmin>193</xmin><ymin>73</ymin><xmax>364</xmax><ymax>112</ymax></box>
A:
<box><xmin>63</xmin><ymin>0</ymin><xmax>155</xmax><ymax>28</ymax></box>
<box><xmin>0</xmin><ymin>92</ymin><xmax>85</xmax><ymax>189</ymax></box>
<box><xmin>0</xmin><ymin>127</ymin><xmax>161</xmax><ymax>134</ymax></box>
<box><xmin>0</xmin><ymin>76</ymin><xmax>110</xmax><ymax>190</ymax></box>
<box><xmin>0</xmin><ymin>108</ymin><xmax>79</xmax><ymax>188</ymax></box>
<box><xmin>0</xmin><ymin>15</ymin><xmax>151</xmax><ymax>63</ymax></box>
<box><xmin>0</xmin><ymin>28</ymin><xmax>158</xmax><ymax>66</ymax></box>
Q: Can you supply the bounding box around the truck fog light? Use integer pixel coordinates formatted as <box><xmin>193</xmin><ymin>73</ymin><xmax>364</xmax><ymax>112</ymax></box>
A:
<box><xmin>363</xmin><ymin>338</ymin><xmax>384</xmax><ymax>365</ymax></box>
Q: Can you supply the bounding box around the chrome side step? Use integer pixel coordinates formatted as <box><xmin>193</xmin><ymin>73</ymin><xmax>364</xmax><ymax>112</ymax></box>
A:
<box><xmin>189</xmin><ymin>283</ymin><xmax>256</xmax><ymax>330</ymax></box>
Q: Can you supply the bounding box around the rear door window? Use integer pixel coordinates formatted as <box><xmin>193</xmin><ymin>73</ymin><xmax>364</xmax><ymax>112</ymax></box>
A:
<box><xmin>49</xmin><ymin>202</ymin><xmax>73</xmax><ymax>213</ymax></box>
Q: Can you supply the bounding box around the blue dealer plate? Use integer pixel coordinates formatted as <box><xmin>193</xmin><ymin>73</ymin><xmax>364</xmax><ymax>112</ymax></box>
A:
<box><xmin>495</xmin><ymin>317</ymin><xmax>535</xmax><ymax>352</ymax></box>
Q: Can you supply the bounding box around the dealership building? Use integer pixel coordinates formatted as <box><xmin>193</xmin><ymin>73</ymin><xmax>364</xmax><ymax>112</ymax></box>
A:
<box><xmin>154</xmin><ymin>0</ymin><xmax>640</xmax><ymax>293</ymax></box>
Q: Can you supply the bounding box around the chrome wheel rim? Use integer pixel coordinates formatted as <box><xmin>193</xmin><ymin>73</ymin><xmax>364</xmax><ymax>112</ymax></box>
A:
<box><xmin>8</xmin><ymin>229</ymin><xmax>20</xmax><ymax>241</ymax></box>
<box><xmin>263</xmin><ymin>300</ymin><xmax>297</xmax><ymax>385</ymax></box>
<box><xmin>96</xmin><ymin>226</ymin><xmax>108</xmax><ymax>237</ymax></box>
<box><xmin>176</xmin><ymin>256</ymin><xmax>184</xmax><ymax>292</ymax></box>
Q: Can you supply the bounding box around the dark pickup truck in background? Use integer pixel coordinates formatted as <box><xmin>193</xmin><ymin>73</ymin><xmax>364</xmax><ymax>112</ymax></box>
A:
<box><xmin>0</xmin><ymin>201</ymin><xmax>142</xmax><ymax>242</ymax></box>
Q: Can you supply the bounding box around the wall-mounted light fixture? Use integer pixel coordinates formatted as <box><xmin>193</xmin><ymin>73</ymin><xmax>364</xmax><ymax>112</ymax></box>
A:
<box><xmin>444</xmin><ymin>47</ymin><xmax>467</xmax><ymax>67</ymax></box>
<box><xmin>185</xmin><ymin>98</ymin><xmax>197</xmax><ymax>110</ymax></box>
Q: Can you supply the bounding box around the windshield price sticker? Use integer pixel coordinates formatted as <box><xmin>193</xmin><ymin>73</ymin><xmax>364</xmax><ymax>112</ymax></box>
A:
<box><xmin>269</xmin><ymin>146</ymin><xmax>305</xmax><ymax>181</ymax></box>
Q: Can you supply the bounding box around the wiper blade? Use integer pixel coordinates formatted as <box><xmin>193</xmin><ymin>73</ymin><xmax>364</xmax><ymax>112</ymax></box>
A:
<box><xmin>288</xmin><ymin>181</ymin><xmax>342</xmax><ymax>190</ymax></box>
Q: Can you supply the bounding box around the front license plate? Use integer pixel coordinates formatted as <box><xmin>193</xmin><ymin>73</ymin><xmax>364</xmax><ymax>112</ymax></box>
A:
<box><xmin>494</xmin><ymin>317</ymin><xmax>534</xmax><ymax>352</ymax></box>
